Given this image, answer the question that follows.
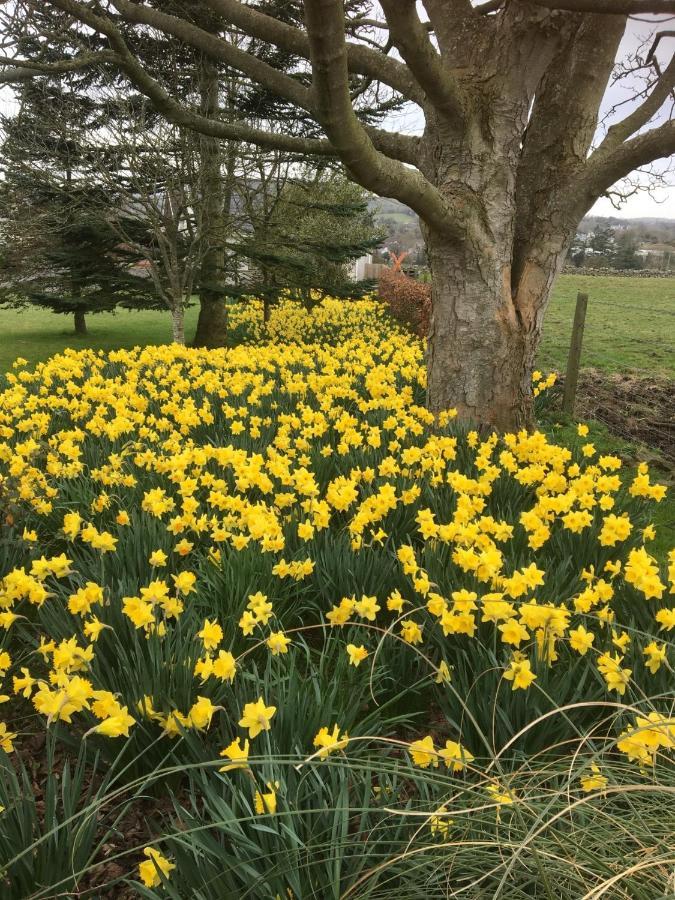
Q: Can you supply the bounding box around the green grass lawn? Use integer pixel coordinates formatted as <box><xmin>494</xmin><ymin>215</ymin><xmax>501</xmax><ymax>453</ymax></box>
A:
<box><xmin>0</xmin><ymin>305</ymin><xmax>201</xmax><ymax>373</ymax></box>
<box><xmin>0</xmin><ymin>274</ymin><xmax>672</xmax><ymax>376</ymax></box>
<box><xmin>538</xmin><ymin>274</ymin><xmax>674</xmax><ymax>376</ymax></box>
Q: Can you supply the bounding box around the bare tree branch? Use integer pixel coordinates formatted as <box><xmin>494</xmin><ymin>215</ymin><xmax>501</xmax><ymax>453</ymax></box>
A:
<box><xmin>111</xmin><ymin>0</ymin><xmax>420</xmax><ymax>165</ymax></box>
<box><xmin>361</xmin><ymin>128</ymin><xmax>421</xmax><ymax>165</ymax></box>
<box><xmin>647</xmin><ymin>31</ymin><xmax>675</xmax><ymax>63</ymax></box>
<box><xmin>512</xmin><ymin>19</ymin><xmax>626</xmax><ymax>291</ymax></box>
<box><xmin>109</xmin><ymin>0</ymin><xmax>313</xmax><ymax>114</ymax></box>
<box><xmin>302</xmin><ymin>0</ymin><xmax>459</xmax><ymax>238</ymax></box>
<box><xmin>39</xmin><ymin>0</ymin><xmax>334</xmax><ymax>157</ymax></box>
<box><xmin>583</xmin><ymin>119</ymin><xmax>675</xmax><ymax>200</ymax></box>
<box><xmin>379</xmin><ymin>0</ymin><xmax>465</xmax><ymax>119</ymax></box>
<box><xmin>201</xmin><ymin>0</ymin><xmax>425</xmax><ymax>105</ymax></box>
<box><xmin>0</xmin><ymin>51</ymin><xmax>116</xmax><ymax>83</ymax></box>
<box><xmin>532</xmin><ymin>0</ymin><xmax>675</xmax><ymax>13</ymax></box>
<box><xmin>18</xmin><ymin>0</ymin><xmax>419</xmax><ymax>165</ymax></box>
<box><xmin>598</xmin><ymin>52</ymin><xmax>675</xmax><ymax>149</ymax></box>
<box><xmin>346</xmin><ymin>18</ymin><xmax>390</xmax><ymax>31</ymax></box>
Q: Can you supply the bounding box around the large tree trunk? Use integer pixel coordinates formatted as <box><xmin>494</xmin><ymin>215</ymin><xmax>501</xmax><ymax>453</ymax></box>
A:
<box><xmin>71</xmin><ymin>268</ymin><xmax>87</xmax><ymax>335</ymax></box>
<box><xmin>410</xmin><ymin>16</ymin><xmax>622</xmax><ymax>432</ymax></box>
<box><xmin>193</xmin><ymin>295</ymin><xmax>228</xmax><ymax>347</ymax></box>
<box><xmin>420</xmin><ymin>104</ymin><xmax>571</xmax><ymax>432</ymax></box>
<box><xmin>424</xmin><ymin>228</ymin><xmax>571</xmax><ymax>431</ymax></box>
<box><xmin>416</xmin><ymin>13</ymin><xmax>583</xmax><ymax>433</ymax></box>
<box><xmin>73</xmin><ymin>309</ymin><xmax>87</xmax><ymax>335</ymax></box>
<box><xmin>420</xmin><ymin>15</ymin><xmax>623</xmax><ymax>430</ymax></box>
<box><xmin>425</xmin><ymin>234</ymin><xmax>527</xmax><ymax>431</ymax></box>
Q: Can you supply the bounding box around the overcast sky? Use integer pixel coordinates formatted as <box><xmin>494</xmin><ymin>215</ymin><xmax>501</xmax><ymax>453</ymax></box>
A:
<box><xmin>589</xmin><ymin>19</ymin><xmax>675</xmax><ymax>217</ymax></box>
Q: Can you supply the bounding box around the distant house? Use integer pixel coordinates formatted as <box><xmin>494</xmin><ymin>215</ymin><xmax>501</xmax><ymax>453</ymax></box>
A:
<box><xmin>351</xmin><ymin>254</ymin><xmax>387</xmax><ymax>280</ymax></box>
<box><xmin>637</xmin><ymin>243</ymin><xmax>673</xmax><ymax>257</ymax></box>
<box><xmin>636</xmin><ymin>243</ymin><xmax>673</xmax><ymax>270</ymax></box>
<box><xmin>125</xmin><ymin>256</ymin><xmax>153</xmax><ymax>278</ymax></box>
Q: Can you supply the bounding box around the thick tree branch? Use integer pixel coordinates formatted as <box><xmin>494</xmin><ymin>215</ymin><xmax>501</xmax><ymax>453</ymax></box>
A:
<box><xmin>512</xmin><ymin>20</ymin><xmax>626</xmax><ymax>293</ymax></box>
<box><xmin>42</xmin><ymin>0</ymin><xmax>335</xmax><ymax>157</ymax></box>
<box><xmin>532</xmin><ymin>0</ymin><xmax>675</xmax><ymax>13</ymax></box>
<box><xmin>598</xmin><ymin>53</ymin><xmax>675</xmax><ymax>149</ymax></box>
<box><xmin>110</xmin><ymin>0</ymin><xmax>312</xmax><ymax>112</ymax></box>
<box><xmin>0</xmin><ymin>51</ymin><xmax>116</xmax><ymax>82</ymax></box>
<box><xmin>202</xmin><ymin>0</ymin><xmax>424</xmax><ymax>105</ymax></box>
<box><xmin>379</xmin><ymin>0</ymin><xmax>465</xmax><ymax>120</ymax></box>
<box><xmin>302</xmin><ymin>0</ymin><xmax>458</xmax><ymax>238</ymax></box>
<box><xmin>361</xmin><ymin>128</ymin><xmax>421</xmax><ymax>165</ymax></box>
<box><xmin>109</xmin><ymin>0</ymin><xmax>418</xmax><ymax>165</ymax></box>
<box><xmin>647</xmin><ymin>31</ymin><xmax>675</xmax><ymax>63</ymax></box>
<box><xmin>421</xmin><ymin>0</ymin><xmax>478</xmax><ymax>56</ymax></box>
<box><xmin>33</xmin><ymin>0</ymin><xmax>418</xmax><ymax>165</ymax></box>
<box><xmin>584</xmin><ymin>119</ymin><xmax>675</xmax><ymax>199</ymax></box>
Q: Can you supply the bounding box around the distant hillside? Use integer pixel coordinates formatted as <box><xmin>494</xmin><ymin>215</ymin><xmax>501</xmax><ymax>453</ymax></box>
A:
<box><xmin>577</xmin><ymin>215</ymin><xmax>675</xmax><ymax>245</ymax></box>
<box><xmin>369</xmin><ymin>198</ymin><xmax>675</xmax><ymax>254</ymax></box>
<box><xmin>369</xmin><ymin>198</ymin><xmax>422</xmax><ymax>252</ymax></box>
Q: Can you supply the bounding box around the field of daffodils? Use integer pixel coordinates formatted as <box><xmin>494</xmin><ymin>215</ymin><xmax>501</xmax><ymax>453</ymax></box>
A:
<box><xmin>0</xmin><ymin>299</ymin><xmax>673</xmax><ymax>898</ymax></box>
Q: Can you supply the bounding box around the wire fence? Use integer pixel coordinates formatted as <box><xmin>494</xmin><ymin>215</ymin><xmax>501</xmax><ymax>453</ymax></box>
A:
<box><xmin>551</xmin><ymin>287</ymin><xmax>675</xmax><ymax>465</ymax></box>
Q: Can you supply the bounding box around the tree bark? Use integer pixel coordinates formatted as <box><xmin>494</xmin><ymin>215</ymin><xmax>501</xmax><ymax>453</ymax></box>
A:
<box><xmin>74</xmin><ymin>309</ymin><xmax>87</xmax><ymax>335</ymax></box>
<box><xmin>425</xmin><ymin>231</ymin><xmax>523</xmax><ymax>430</ymax></box>
<box><xmin>193</xmin><ymin>40</ymin><xmax>228</xmax><ymax>349</ymax></box>
<box><xmin>424</xmin><ymin>216</ymin><xmax>574</xmax><ymax>430</ymax></box>
<box><xmin>417</xmin><ymin>16</ymin><xmax>606</xmax><ymax>432</ymax></box>
<box><xmin>193</xmin><ymin>294</ymin><xmax>228</xmax><ymax>346</ymax></box>
<box><xmin>171</xmin><ymin>305</ymin><xmax>185</xmax><ymax>345</ymax></box>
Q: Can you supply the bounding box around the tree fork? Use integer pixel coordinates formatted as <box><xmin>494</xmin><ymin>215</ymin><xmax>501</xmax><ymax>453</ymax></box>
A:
<box><xmin>425</xmin><ymin>228</ymin><xmax>539</xmax><ymax>431</ymax></box>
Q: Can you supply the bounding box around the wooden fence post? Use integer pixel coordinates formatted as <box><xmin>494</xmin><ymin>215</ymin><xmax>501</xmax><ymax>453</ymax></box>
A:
<box><xmin>562</xmin><ymin>291</ymin><xmax>588</xmax><ymax>416</ymax></box>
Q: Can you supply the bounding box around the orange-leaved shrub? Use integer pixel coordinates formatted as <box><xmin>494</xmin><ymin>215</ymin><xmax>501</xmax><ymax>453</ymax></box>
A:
<box><xmin>378</xmin><ymin>268</ymin><xmax>431</xmax><ymax>338</ymax></box>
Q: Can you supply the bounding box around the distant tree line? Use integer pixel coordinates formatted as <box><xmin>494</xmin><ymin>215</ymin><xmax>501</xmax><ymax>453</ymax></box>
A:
<box><xmin>567</xmin><ymin>223</ymin><xmax>673</xmax><ymax>272</ymax></box>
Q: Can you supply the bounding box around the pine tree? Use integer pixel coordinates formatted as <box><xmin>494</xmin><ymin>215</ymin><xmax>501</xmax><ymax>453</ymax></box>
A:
<box><xmin>189</xmin><ymin>0</ymin><xmax>400</xmax><ymax>345</ymax></box>
<box><xmin>589</xmin><ymin>224</ymin><xmax>616</xmax><ymax>256</ymax></box>
<box><xmin>240</xmin><ymin>172</ymin><xmax>384</xmax><ymax>320</ymax></box>
<box><xmin>0</xmin><ymin>2</ymin><xmax>395</xmax><ymax>345</ymax></box>
<box><xmin>0</xmin><ymin>79</ymin><xmax>153</xmax><ymax>333</ymax></box>
<box><xmin>612</xmin><ymin>231</ymin><xmax>642</xmax><ymax>271</ymax></box>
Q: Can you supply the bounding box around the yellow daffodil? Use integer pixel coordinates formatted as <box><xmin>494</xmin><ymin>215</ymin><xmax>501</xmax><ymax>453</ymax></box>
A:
<box><xmin>138</xmin><ymin>847</ymin><xmax>175</xmax><ymax>888</ymax></box>
<box><xmin>238</xmin><ymin>697</ymin><xmax>276</xmax><ymax>739</ymax></box>
<box><xmin>346</xmin><ymin>644</ymin><xmax>368</xmax><ymax>667</ymax></box>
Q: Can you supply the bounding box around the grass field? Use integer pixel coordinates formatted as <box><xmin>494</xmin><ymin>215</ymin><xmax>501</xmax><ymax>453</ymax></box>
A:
<box><xmin>0</xmin><ymin>304</ymin><xmax>201</xmax><ymax>373</ymax></box>
<box><xmin>538</xmin><ymin>274</ymin><xmax>674</xmax><ymax>376</ymax></box>
<box><xmin>0</xmin><ymin>274</ymin><xmax>673</xmax><ymax>375</ymax></box>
